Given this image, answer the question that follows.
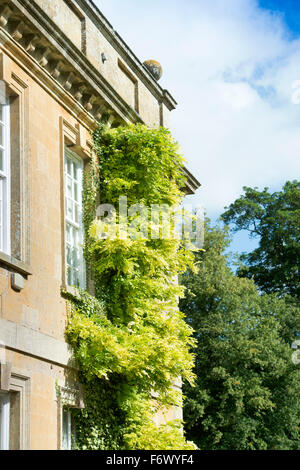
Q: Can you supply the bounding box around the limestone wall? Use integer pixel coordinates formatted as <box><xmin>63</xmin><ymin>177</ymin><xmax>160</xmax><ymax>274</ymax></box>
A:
<box><xmin>33</xmin><ymin>0</ymin><xmax>174</xmax><ymax>127</ymax></box>
<box><xmin>0</xmin><ymin>52</ymin><xmax>88</xmax><ymax>449</ymax></box>
<box><xmin>0</xmin><ymin>0</ymin><xmax>180</xmax><ymax>449</ymax></box>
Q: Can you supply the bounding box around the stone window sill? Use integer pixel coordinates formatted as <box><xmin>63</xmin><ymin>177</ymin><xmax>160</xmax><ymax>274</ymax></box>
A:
<box><xmin>61</xmin><ymin>284</ymin><xmax>82</xmax><ymax>301</ymax></box>
<box><xmin>0</xmin><ymin>252</ymin><xmax>32</xmax><ymax>276</ymax></box>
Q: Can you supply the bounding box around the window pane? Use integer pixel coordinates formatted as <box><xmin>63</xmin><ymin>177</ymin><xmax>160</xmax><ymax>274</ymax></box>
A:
<box><xmin>0</xmin><ymin>125</ymin><xmax>3</xmax><ymax>147</ymax></box>
<box><xmin>66</xmin><ymin>245</ymin><xmax>72</xmax><ymax>266</ymax></box>
<box><xmin>0</xmin><ymin>106</ymin><xmax>3</xmax><ymax>122</ymax></box>
<box><xmin>62</xmin><ymin>409</ymin><xmax>71</xmax><ymax>450</ymax></box>
<box><xmin>73</xmin><ymin>164</ymin><xmax>79</xmax><ymax>182</ymax></box>
<box><xmin>67</xmin><ymin>158</ymin><xmax>72</xmax><ymax>176</ymax></box>
<box><xmin>75</xmin><ymin>204</ymin><xmax>80</xmax><ymax>225</ymax></box>
<box><xmin>72</xmin><ymin>247</ymin><xmax>79</xmax><ymax>270</ymax></box>
<box><xmin>0</xmin><ymin>149</ymin><xmax>3</xmax><ymax>172</ymax></box>
<box><xmin>67</xmin><ymin>177</ymin><xmax>72</xmax><ymax>198</ymax></box>
<box><xmin>72</xmin><ymin>226</ymin><xmax>77</xmax><ymax>245</ymax></box>
<box><xmin>62</xmin><ymin>409</ymin><xmax>75</xmax><ymax>450</ymax></box>
<box><xmin>0</xmin><ymin>394</ymin><xmax>10</xmax><ymax>450</ymax></box>
<box><xmin>65</xmin><ymin>149</ymin><xmax>85</xmax><ymax>289</ymax></box>
<box><xmin>66</xmin><ymin>224</ymin><xmax>71</xmax><ymax>244</ymax></box>
<box><xmin>71</xmin><ymin>161</ymin><xmax>75</xmax><ymax>179</ymax></box>
<box><xmin>74</xmin><ymin>271</ymin><xmax>80</xmax><ymax>288</ymax></box>
<box><xmin>74</xmin><ymin>182</ymin><xmax>78</xmax><ymax>202</ymax></box>
<box><xmin>66</xmin><ymin>198</ymin><xmax>73</xmax><ymax>221</ymax></box>
<box><xmin>0</xmin><ymin>102</ymin><xmax>10</xmax><ymax>255</ymax></box>
<box><xmin>67</xmin><ymin>267</ymin><xmax>72</xmax><ymax>286</ymax></box>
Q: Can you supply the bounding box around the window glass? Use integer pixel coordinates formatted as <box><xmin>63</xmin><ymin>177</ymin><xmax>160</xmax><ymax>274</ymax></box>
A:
<box><xmin>62</xmin><ymin>408</ymin><xmax>75</xmax><ymax>450</ymax></box>
<box><xmin>0</xmin><ymin>148</ymin><xmax>3</xmax><ymax>172</ymax></box>
<box><xmin>64</xmin><ymin>148</ymin><xmax>85</xmax><ymax>289</ymax></box>
<box><xmin>0</xmin><ymin>393</ymin><xmax>10</xmax><ymax>450</ymax></box>
<box><xmin>0</xmin><ymin>124</ymin><xmax>3</xmax><ymax>147</ymax></box>
<box><xmin>0</xmin><ymin>103</ymin><xmax>10</xmax><ymax>254</ymax></box>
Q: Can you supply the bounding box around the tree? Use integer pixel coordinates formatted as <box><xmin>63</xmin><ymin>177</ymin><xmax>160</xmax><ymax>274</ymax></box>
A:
<box><xmin>180</xmin><ymin>222</ymin><xmax>300</xmax><ymax>450</ymax></box>
<box><xmin>221</xmin><ymin>181</ymin><xmax>300</xmax><ymax>300</ymax></box>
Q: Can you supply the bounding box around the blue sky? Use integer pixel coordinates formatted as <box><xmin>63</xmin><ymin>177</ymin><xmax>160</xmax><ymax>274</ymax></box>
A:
<box><xmin>259</xmin><ymin>0</ymin><xmax>300</xmax><ymax>36</ymax></box>
<box><xmin>95</xmin><ymin>0</ymin><xmax>300</xmax><ymax>255</ymax></box>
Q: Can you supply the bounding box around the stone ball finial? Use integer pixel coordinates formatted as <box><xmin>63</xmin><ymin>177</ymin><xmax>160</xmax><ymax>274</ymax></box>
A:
<box><xmin>143</xmin><ymin>60</ymin><xmax>163</xmax><ymax>81</ymax></box>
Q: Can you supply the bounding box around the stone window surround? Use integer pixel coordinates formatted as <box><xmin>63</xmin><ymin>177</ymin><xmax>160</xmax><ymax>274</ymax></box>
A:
<box><xmin>0</xmin><ymin>363</ymin><xmax>31</xmax><ymax>450</ymax></box>
<box><xmin>56</xmin><ymin>383</ymin><xmax>85</xmax><ymax>450</ymax></box>
<box><xmin>0</xmin><ymin>99</ymin><xmax>10</xmax><ymax>255</ymax></box>
<box><xmin>60</xmin><ymin>116</ymin><xmax>92</xmax><ymax>292</ymax></box>
<box><xmin>0</xmin><ymin>391</ymin><xmax>10</xmax><ymax>449</ymax></box>
<box><xmin>9</xmin><ymin>372</ymin><xmax>30</xmax><ymax>450</ymax></box>
<box><xmin>0</xmin><ymin>53</ymin><xmax>31</xmax><ymax>278</ymax></box>
<box><xmin>61</xmin><ymin>407</ymin><xmax>73</xmax><ymax>450</ymax></box>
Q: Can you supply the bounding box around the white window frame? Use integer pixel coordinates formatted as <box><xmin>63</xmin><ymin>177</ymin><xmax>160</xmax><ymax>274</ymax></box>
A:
<box><xmin>64</xmin><ymin>147</ymin><xmax>86</xmax><ymax>289</ymax></box>
<box><xmin>0</xmin><ymin>392</ymin><xmax>10</xmax><ymax>450</ymax></box>
<box><xmin>61</xmin><ymin>408</ymin><xmax>73</xmax><ymax>450</ymax></box>
<box><xmin>0</xmin><ymin>102</ymin><xmax>10</xmax><ymax>255</ymax></box>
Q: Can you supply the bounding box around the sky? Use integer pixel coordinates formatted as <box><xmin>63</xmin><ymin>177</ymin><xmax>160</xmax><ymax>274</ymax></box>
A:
<box><xmin>94</xmin><ymin>0</ymin><xmax>300</xmax><ymax>254</ymax></box>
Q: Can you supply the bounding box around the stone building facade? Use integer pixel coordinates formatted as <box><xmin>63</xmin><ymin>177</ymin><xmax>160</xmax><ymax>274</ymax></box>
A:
<box><xmin>0</xmin><ymin>0</ymin><xmax>199</xmax><ymax>450</ymax></box>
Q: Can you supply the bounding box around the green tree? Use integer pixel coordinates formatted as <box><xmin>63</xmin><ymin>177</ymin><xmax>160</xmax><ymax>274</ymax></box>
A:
<box><xmin>181</xmin><ymin>222</ymin><xmax>300</xmax><ymax>450</ymax></box>
<box><xmin>221</xmin><ymin>181</ymin><xmax>300</xmax><ymax>300</ymax></box>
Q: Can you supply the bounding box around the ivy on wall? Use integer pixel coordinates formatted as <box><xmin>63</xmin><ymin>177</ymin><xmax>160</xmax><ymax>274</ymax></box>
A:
<box><xmin>65</xmin><ymin>124</ymin><xmax>198</xmax><ymax>450</ymax></box>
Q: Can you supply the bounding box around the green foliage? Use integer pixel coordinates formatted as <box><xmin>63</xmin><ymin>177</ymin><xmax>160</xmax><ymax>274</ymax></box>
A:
<box><xmin>72</xmin><ymin>378</ymin><xmax>126</xmax><ymax>450</ymax></box>
<box><xmin>93</xmin><ymin>124</ymin><xmax>186</xmax><ymax>208</ymax></box>
<box><xmin>181</xmin><ymin>221</ymin><xmax>300</xmax><ymax>450</ymax></box>
<box><xmin>222</xmin><ymin>181</ymin><xmax>300</xmax><ymax>300</ymax></box>
<box><xmin>66</xmin><ymin>124</ymin><xmax>197</xmax><ymax>450</ymax></box>
<box><xmin>124</xmin><ymin>420</ymin><xmax>197</xmax><ymax>450</ymax></box>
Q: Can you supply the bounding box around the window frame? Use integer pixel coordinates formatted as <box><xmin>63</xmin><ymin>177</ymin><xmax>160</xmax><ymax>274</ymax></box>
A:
<box><xmin>61</xmin><ymin>407</ymin><xmax>76</xmax><ymax>450</ymax></box>
<box><xmin>64</xmin><ymin>146</ymin><xmax>86</xmax><ymax>289</ymax></box>
<box><xmin>0</xmin><ymin>101</ymin><xmax>10</xmax><ymax>256</ymax></box>
<box><xmin>0</xmin><ymin>392</ymin><xmax>10</xmax><ymax>450</ymax></box>
<box><xmin>0</xmin><ymin>56</ymin><xmax>31</xmax><ymax>276</ymax></box>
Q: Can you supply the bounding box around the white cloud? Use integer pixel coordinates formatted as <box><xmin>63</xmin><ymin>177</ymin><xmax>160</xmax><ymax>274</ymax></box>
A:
<box><xmin>95</xmin><ymin>0</ymin><xmax>300</xmax><ymax>216</ymax></box>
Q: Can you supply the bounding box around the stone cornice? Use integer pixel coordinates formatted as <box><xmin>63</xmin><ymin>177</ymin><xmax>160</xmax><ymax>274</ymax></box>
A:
<box><xmin>182</xmin><ymin>167</ymin><xmax>201</xmax><ymax>195</ymax></box>
<box><xmin>77</xmin><ymin>0</ymin><xmax>177</xmax><ymax>111</ymax></box>
<box><xmin>0</xmin><ymin>0</ymin><xmax>200</xmax><ymax>193</ymax></box>
<box><xmin>0</xmin><ymin>0</ymin><xmax>143</xmax><ymax>126</ymax></box>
